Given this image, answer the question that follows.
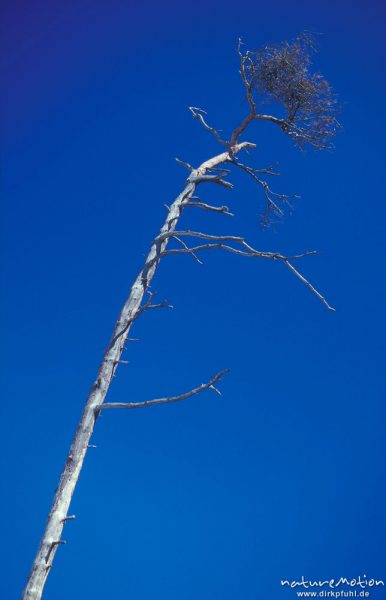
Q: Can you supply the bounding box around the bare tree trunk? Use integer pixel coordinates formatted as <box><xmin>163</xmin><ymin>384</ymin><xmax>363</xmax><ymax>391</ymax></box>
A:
<box><xmin>22</xmin><ymin>142</ymin><xmax>252</xmax><ymax>600</ymax></box>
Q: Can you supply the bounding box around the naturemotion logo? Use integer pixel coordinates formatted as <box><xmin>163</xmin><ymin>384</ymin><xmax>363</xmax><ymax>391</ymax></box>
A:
<box><xmin>280</xmin><ymin>575</ymin><xmax>384</xmax><ymax>598</ymax></box>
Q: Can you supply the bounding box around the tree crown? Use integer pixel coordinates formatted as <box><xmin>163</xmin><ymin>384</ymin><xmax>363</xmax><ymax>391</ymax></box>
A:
<box><xmin>238</xmin><ymin>33</ymin><xmax>339</xmax><ymax>150</ymax></box>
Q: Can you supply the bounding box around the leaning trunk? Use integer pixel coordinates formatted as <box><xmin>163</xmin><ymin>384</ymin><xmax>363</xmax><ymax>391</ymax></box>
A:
<box><xmin>22</xmin><ymin>142</ymin><xmax>250</xmax><ymax>600</ymax></box>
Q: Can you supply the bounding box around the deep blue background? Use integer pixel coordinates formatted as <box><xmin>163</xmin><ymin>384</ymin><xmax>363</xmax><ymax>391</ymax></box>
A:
<box><xmin>1</xmin><ymin>1</ymin><xmax>385</xmax><ymax>598</ymax></box>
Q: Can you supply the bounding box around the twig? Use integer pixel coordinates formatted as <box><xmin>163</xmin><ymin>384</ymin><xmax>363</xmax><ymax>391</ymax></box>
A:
<box><xmin>209</xmin><ymin>385</ymin><xmax>222</xmax><ymax>396</ymax></box>
<box><xmin>174</xmin><ymin>236</ymin><xmax>203</xmax><ymax>265</ymax></box>
<box><xmin>44</xmin><ymin>541</ymin><xmax>66</xmax><ymax>565</ymax></box>
<box><xmin>164</xmin><ymin>242</ymin><xmax>265</xmax><ymax>258</ymax></box>
<box><xmin>231</xmin><ymin>156</ymin><xmax>297</xmax><ymax>219</ymax></box>
<box><xmin>175</xmin><ymin>157</ymin><xmax>194</xmax><ymax>171</ymax></box>
<box><xmin>52</xmin><ymin>540</ymin><xmax>66</xmax><ymax>546</ymax></box>
<box><xmin>283</xmin><ymin>259</ymin><xmax>336</xmax><ymax>312</ymax></box>
<box><xmin>100</xmin><ymin>369</ymin><xmax>229</xmax><ymax>411</ymax></box>
<box><xmin>143</xmin><ymin>302</ymin><xmax>173</xmax><ymax>311</ymax></box>
<box><xmin>134</xmin><ymin>291</ymin><xmax>173</xmax><ymax>320</ymax></box>
<box><xmin>61</xmin><ymin>516</ymin><xmax>76</xmax><ymax>523</ymax></box>
<box><xmin>237</xmin><ymin>38</ymin><xmax>257</xmax><ymax>114</ymax></box>
<box><xmin>189</xmin><ymin>107</ymin><xmax>228</xmax><ymax>145</ymax></box>
<box><xmin>183</xmin><ymin>200</ymin><xmax>234</xmax><ymax>217</ymax></box>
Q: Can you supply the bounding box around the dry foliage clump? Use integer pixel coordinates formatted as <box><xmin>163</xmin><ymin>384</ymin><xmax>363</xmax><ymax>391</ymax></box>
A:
<box><xmin>247</xmin><ymin>33</ymin><xmax>339</xmax><ymax>149</ymax></box>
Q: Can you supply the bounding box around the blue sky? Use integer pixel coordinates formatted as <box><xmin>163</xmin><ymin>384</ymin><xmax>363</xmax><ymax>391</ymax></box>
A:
<box><xmin>1</xmin><ymin>1</ymin><xmax>386</xmax><ymax>598</ymax></box>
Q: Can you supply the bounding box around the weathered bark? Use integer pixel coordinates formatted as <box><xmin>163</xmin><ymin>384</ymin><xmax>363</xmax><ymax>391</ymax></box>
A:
<box><xmin>22</xmin><ymin>141</ymin><xmax>253</xmax><ymax>600</ymax></box>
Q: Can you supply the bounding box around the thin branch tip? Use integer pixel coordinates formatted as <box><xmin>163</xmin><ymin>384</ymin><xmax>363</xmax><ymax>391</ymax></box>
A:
<box><xmin>175</xmin><ymin>157</ymin><xmax>194</xmax><ymax>171</ymax></box>
<box><xmin>61</xmin><ymin>515</ymin><xmax>76</xmax><ymax>522</ymax></box>
<box><xmin>189</xmin><ymin>106</ymin><xmax>228</xmax><ymax>146</ymax></box>
<box><xmin>183</xmin><ymin>200</ymin><xmax>234</xmax><ymax>217</ymax></box>
<box><xmin>209</xmin><ymin>384</ymin><xmax>222</xmax><ymax>396</ymax></box>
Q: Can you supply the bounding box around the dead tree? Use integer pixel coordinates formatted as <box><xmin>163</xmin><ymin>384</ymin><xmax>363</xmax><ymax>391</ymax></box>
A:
<box><xmin>22</xmin><ymin>34</ymin><xmax>339</xmax><ymax>600</ymax></box>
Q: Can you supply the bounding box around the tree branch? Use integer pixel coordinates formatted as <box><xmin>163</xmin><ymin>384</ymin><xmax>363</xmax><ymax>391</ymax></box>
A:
<box><xmin>229</xmin><ymin>38</ymin><xmax>258</xmax><ymax>147</ymax></box>
<box><xmin>174</xmin><ymin>236</ymin><xmax>203</xmax><ymax>265</ymax></box>
<box><xmin>175</xmin><ymin>157</ymin><xmax>194</xmax><ymax>171</ymax></box>
<box><xmin>228</xmin><ymin>40</ymin><xmax>289</xmax><ymax>147</ymax></box>
<box><xmin>133</xmin><ymin>291</ymin><xmax>173</xmax><ymax>320</ymax></box>
<box><xmin>159</xmin><ymin>230</ymin><xmax>334</xmax><ymax>311</ymax></box>
<box><xmin>182</xmin><ymin>200</ymin><xmax>234</xmax><ymax>217</ymax></box>
<box><xmin>283</xmin><ymin>259</ymin><xmax>335</xmax><ymax>312</ymax></box>
<box><xmin>189</xmin><ymin>107</ymin><xmax>228</xmax><ymax>145</ymax></box>
<box><xmin>189</xmin><ymin>172</ymin><xmax>234</xmax><ymax>189</ymax></box>
<box><xmin>100</xmin><ymin>369</ymin><xmax>229</xmax><ymax>411</ymax></box>
<box><xmin>230</xmin><ymin>156</ymin><xmax>298</xmax><ymax>223</ymax></box>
